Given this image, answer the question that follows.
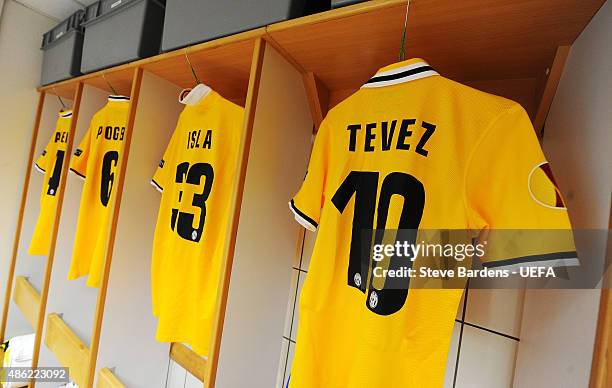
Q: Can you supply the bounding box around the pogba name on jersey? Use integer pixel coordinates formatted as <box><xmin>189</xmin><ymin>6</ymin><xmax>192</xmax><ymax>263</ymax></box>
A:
<box><xmin>346</xmin><ymin>118</ymin><xmax>436</xmax><ymax>156</ymax></box>
<box><xmin>96</xmin><ymin>125</ymin><xmax>126</xmax><ymax>141</ymax></box>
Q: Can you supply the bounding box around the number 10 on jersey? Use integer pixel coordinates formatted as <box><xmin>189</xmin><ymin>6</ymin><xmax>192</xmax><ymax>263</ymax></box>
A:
<box><xmin>332</xmin><ymin>171</ymin><xmax>425</xmax><ymax>315</ymax></box>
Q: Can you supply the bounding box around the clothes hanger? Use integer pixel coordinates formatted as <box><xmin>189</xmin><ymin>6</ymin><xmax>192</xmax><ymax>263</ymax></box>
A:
<box><xmin>180</xmin><ymin>47</ymin><xmax>211</xmax><ymax>105</ymax></box>
<box><xmin>398</xmin><ymin>0</ymin><xmax>411</xmax><ymax>61</ymax></box>
<box><xmin>102</xmin><ymin>72</ymin><xmax>119</xmax><ymax>96</ymax></box>
<box><xmin>53</xmin><ymin>87</ymin><xmax>68</xmax><ymax>112</ymax></box>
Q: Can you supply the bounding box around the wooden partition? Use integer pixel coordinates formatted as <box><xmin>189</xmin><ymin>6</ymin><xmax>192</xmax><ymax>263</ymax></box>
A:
<box><xmin>31</xmin><ymin>82</ymin><xmax>84</xmax><ymax>388</ymax></box>
<box><xmin>0</xmin><ymin>92</ymin><xmax>70</xmax><ymax>341</ymax></box>
<box><xmin>214</xmin><ymin>40</ymin><xmax>314</xmax><ymax>388</ymax></box>
<box><xmin>44</xmin><ymin>313</ymin><xmax>90</xmax><ymax>386</ymax></box>
<box><xmin>91</xmin><ymin>70</ymin><xmax>182</xmax><ymax>387</ymax></box>
<box><xmin>33</xmin><ymin>83</ymin><xmax>105</xmax><ymax>388</ymax></box>
<box><xmin>96</xmin><ymin>367</ymin><xmax>125</xmax><ymax>388</ymax></box>
<box><xmin>12</xmin><ymin>276</ymin><xmax>40</xmax><ymax>329</ymax></box>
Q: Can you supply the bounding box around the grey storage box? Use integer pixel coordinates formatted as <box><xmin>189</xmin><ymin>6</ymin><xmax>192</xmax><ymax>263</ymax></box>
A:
<box><xmin>84</xmin><ymin>2</ymin><xmax>100</xmax><ymax>21</ymax></box>
<box><xmin>332</xmin><ymin>0</ymin><xmax>367</xmax><ymax>8</ymax></box>
<box><xmin>161</xmin><ymin>0</ymin><xmax>331</xmax><ymax>52</ymax></box>
<box><xmin>40</xmin><ymin>11</ymin><xmax>86</xmax><ymax>85</ymax></box>
<box><xmin>80</xmin><ymin>0</ymin><xmax>165</xmax><ymax>74</ymax></box>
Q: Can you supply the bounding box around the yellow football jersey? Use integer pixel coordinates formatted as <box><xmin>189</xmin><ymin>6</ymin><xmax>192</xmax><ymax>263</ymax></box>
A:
<box><xmin>28</xmin><ymin>110</ymin><xmax>72</xmax><ymax>256</ymax></box>
<box><xmin>68</xmin><ymin>96</ymin><xmax>130</xmax><ymax>287</ymax></box>
<box><xmin>289</xmin><ymin>59</ymin><xmax>577</xmax><ymax>387</ymax></box>
<box><xmin>150</xmin><ymin>90</ymin><xmax>243</xmax><ymax>356</ymax></box>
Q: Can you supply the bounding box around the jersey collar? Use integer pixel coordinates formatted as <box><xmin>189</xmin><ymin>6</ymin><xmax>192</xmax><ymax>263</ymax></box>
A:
<box><xmin>362</xmin><ymin>58</ymin><xmax>439</xmax><ymax>89</ymax></box>
<box><xmin>58</xmin><ymin>110</ymin><xmax>72</xmax><ymax>118</ymax></box>
<box><xmin>108</xmin><ymin>95</ymin><xmax>130</xmax><ymax>102</ymax></box>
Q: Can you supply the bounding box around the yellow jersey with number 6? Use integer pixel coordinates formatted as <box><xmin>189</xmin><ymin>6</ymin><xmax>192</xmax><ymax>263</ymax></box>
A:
<box><xmin>28</xmin><ymin>110</ymin><xmax>72</xmax><ymax>256</ymax></box>
<box><xmin>68</xmin><ymin>96</ymin><xmax>130</xmax><ymax>287</ymax></box>
<box><xmin>150</xmin><ymin>90</ymin><xmax>243</xmax><ymax>356</ymax></box>
<box><xmin>288</xmin><ymin>59</ymin><xmax>576</xmax><ymax>388</ymax></box>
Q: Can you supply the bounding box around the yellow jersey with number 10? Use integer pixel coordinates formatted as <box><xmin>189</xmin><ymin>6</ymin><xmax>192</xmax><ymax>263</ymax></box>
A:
<box><xmin>288</xmin><ymin>59</ymin><xmax>577</xmax><ymax>387</ymax></box>
<box><xmin>68</xmin><ymin>95</ymin><xmax>130</xmax><ymax>287</ymax></box>
<box><xmin>28</xmin><ymin>110</ymin><xmax>72</xmax><ymax>256</ymax></box>
<box><xmin>150</xmin><ymin>90</ymin><xmax>243</xmax><ymax>356</ymax></box>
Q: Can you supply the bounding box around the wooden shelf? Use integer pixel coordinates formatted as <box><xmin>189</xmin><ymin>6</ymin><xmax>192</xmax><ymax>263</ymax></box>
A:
<box><xmin>170</xmin><ymin>342</ymin><xmax>207</xmax><ymax>382</ymax></box>
<box><xmin>37</xmin><ymin>1</ymin><xmax>604</xmax><ymax>106</ymax></box>
<box><xmin>97</xmin><ymin>367</ymin><xmax>125</xmax><ymax>388</ymax></box>
<box><xmin>267</xmin><ymin>0</ymin><xmax>604</xmax><ymax>90</ymax></box>
<box><xmin>44</xmin><ymin>313</ymin><xmax>90</xmax><ymax>387</ymax></box>
<box><xmin>39</xmin><ymin>29</ymin><xmax>264</xmax><ymax>104</ymax></box>
<box><xmin>44</xmin><ymin>83</ymin><xmax>79</xmax><ymax>100</ymax></box>
<box><xmin>141</xmin><ymin>29</ymin><xmax>263</xmax><ymax>105</ymax></box>
<box><xmin>12</xmin><ymin>276</ymin><xmax>40</xmax><ymax>329</ymax></box>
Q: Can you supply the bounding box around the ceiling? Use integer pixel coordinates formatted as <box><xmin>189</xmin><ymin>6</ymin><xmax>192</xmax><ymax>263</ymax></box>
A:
<box><xmin>14</xmin><ymin>0</ymin><xmax>98</xmax><ymax>21</ymax></box>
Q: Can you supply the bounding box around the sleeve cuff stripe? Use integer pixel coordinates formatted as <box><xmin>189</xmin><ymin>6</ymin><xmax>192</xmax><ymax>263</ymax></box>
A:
<box><xmin>34</xmin><ymin>164</ymin><xmax>45</xmax><ymax>173</ymax></box>
<box><xmin>151</xmin><ymin>179</ymin><xmax>163</xmax><ymax>193</ymax></box>
<box><xmin>483</xmin><ymin>251</ymin><xmax>579</xmax><ymax>269</ymax></box>
<box><xmin>69</xmin><ymin>167</ymin><xmax>86</xmax><ymax>180</ymax></box>
<box><xmin>289</xmin><ymin>199</ymin><xmax>318</xmax><ymax>231</ymax></box>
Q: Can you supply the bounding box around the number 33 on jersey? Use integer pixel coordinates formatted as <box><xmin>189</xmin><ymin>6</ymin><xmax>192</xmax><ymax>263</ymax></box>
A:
<box><xmin>149</xmin><ymin>90</ymin><xmax>243</xmax><ymax>356</ymax></box>
<box><xmin>68</xmin><ymin>95</ymin><xmax>130</xmax><ymax>287</ymax></box>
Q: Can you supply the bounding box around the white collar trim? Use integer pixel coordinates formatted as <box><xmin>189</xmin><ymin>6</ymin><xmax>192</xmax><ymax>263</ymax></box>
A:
<box><xmin>362</xmin><ymin>61</ymin><xmax>439</xmax><ymax>88</ymax></box>
<box><xmin>108</xmin><ymin>95</ymin><xmax>130</xmax><ymax>102</ymax></box>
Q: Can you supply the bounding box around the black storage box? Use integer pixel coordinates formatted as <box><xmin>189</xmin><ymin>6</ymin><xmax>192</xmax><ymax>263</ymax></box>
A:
<box><xmin>40</xmin><ymin>10</ymin><xmax>86</xmax><ymax>85</ymax></box>
<box><xmin>161</xmin><ymin>0</ymin><xmax>331</xmax><ymax>52</ymax></box>
<box><xmin>332</xmin><ymin>0</ymin><xmax>368</xmax><ymax>8</ymax></box>
<box><xmin>80</xmin><ymin>0</ymin><xmax>165</xmax><ymax>74</ymax></box>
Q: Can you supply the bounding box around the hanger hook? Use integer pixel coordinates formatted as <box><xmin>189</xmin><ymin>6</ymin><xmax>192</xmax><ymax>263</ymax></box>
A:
<box><xmin>184</xmin><ymin>47</ymin><xmax>201</xmax><ymax>85</ymax></box>
<box><xmin>52</xmin><ymin>87</ymin><xmax>67</xmax><ymax>110</ymax></box>
<box><xmin>398</xmin><ymin>0</ymin><xmax>411</xmax><ymax>61</ymax></box>
<box><xmin>102</xmin><ymin>72</ymin><xmax>119</xmax><ymax>95</ymax></box>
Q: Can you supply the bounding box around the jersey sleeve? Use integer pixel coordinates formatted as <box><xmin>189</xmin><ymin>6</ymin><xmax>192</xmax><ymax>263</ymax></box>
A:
<box><xmin>465</xmin><ymin>104</ymin><xmax>578</xmax><ymax>270</ymax></box>
<box><xmin>151</xmin><ymin>127</ymin><xmax>178</xmax><ymax>194</ymax></box>
<box><xmin>289</xmin><ymin>120</ymin><xmax>331</xmax><ymax>231</ymax></box>
<box><xmin>34</xmin><ymin>144</ymin><xmax>51</xmax><ymax>174</ymax></box>
<box><xmin>69</xmin><ymin>126</ymin><xmax>91</xmax><ymax>180</ymax></box>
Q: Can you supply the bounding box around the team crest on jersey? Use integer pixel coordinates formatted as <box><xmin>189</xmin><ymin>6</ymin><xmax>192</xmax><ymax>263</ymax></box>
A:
<box><xmin>528</xmin><ymin>161</ymin><xmax>566</xmax><ymax>209</ymax></box>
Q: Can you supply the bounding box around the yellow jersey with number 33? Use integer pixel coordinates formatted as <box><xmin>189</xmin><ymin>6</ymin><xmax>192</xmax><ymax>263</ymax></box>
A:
<box><xmin>68</xmin><ymin>96</ymin><xmax>130</xmax><ymax>287</ymax></box>
<box><xmin>288</xmin><ymin>59</ymin><xmax>577</xmax><ymax>388</ymax></box>
<box><xmin>28</xmin><ymin>110</ymin><xmax>72</xmax><ymax>256</ymax></box>
<box><xmin>150</xmin><ymin>90</ymin><xmax>243</xmax><ymax>356</ymax></box>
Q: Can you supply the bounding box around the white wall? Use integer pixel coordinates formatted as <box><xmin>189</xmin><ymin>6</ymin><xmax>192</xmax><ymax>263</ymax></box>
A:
<box><xmin>514</xmin><ymin>2</ymin><xmax>612</xmax><ymax>387</ymax></box>
<box><xmin>94</xmin><ymin>71</ymin><xmax>182</xmax><ymax>388</ymax></box>
<box><xmin>5</xmin><ymin>93</ymin><xmax>68</xmax><ymax>338</ymax></box>
<box><xmin>216</xmin><ymin>44</ymin><xmax>314</xmax><ymax>388</ymax></box>
<box><xmin>0</xmin><ymin>0</ymin><xmax>55</xmax><ymax>338</ymax></box>
<box><xmin>37</xmin><ymin>85</ymin><xmax>107</xmax><ymax>374</ymax></box>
